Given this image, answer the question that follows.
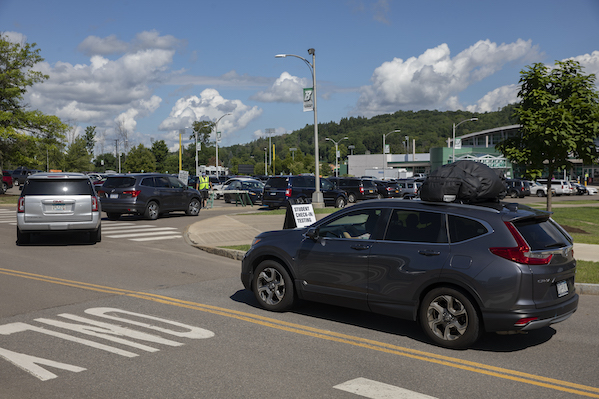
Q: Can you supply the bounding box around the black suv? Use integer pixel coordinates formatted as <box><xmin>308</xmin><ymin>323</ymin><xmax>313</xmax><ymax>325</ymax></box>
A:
<box><xmin>241</xmin><ymin>199</ymin><xmax>578</xmax><ymax>349</ymax></box>
<box><xmin>262</xmin><ymin>175</ymin><xmax>348</xmax><ymax>209</ymax></box>
<box><xmin>12</xmin><ymin>167</ymin><xmax>42</xmax><ymax>186</ymax></box>
<box><xmin>506</xmin><ymin>179</ymin><xmax>531</xmax><ymax>198</ymax></box>
<box><xmin>328</xmin><ymin>177</ymin><xmax>379</xmax><ymax>203</ymax></box>
<box><xmin>97</xmin><ymin>173</ymin><xmax>202</xmax><ymax>220</ymax></box>
<box><xmin>371</xmin><ymin>180</ymin><xmax>402</xmax><ymax>199</ymax></box>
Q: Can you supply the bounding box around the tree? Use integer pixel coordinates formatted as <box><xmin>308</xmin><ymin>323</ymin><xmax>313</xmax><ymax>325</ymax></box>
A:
<box><xmin>123</xmin><ymin>144</ymin><xmax>156</xmax><ymax>173</ymax></box>
<box><xmin>496</xmin><ymin>60</ymin><xmax>599</xmax><ymax>211</ymax></box>
<box><xmin>151</xmin><ymin>140</ymin><xmax>169</xmax><ymax>172</ymax></box>
<box><xmin>0</xmin><ymin>34</ymin><xmax>68</xmax><ymax>168</ymax></box>
<box><xmin>83</xmin><ymin>126</ymin><xmax>96</xmax><ymax>155</ymax></box>
<box><xmin>191</xmin><ymin>120</ymin><xmax>215</xmax><ymax>147</ymax></box>
<box><xmin>64</xmin><ymin>136</ymin><xmax>92</xmax><ymax>172</ymax></box>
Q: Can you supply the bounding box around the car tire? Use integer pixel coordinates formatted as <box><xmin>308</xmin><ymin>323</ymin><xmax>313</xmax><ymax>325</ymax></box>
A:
<box><xmin>335</xmin><ymin>196</ymin><xmax>347</xmax><ymax>208</ymax></box>
<box><xmin>107</xmin><ymin>213</ymin><xmax>121</xmax><ymax>221</ymax></box>
<box><xmin>252</xmin><ymin>260</ymin><xmax>295</xmax><ymax>312</ymax></box>
<box><xmin>348</xmin><ymin>193</ymin><xmax>357</xmax><ymax>203</ymax></box>
<box><xmin>377</xmin><ymin>193</ymin><xmax>383</xmax><ymax>199</ymax></box>
<box><xmin>16</xmin><ymin>228</ymin><xmax>30</xmax><ymax>245</ymax></box>
<box><xmin>1</xmin><ymin>182</ymin><xmax>7</xmax><ymax>193</ymax></box>
<box><xmin>510</xmin><ymin>190</ymin><xmax>518</xmax><ymax>198</ymax></box>
<box><xmin>144</xmin><ymin>201</ymin><xmax>160</xmax><ymax>220</ymax></box>
<box><xmin>186</xmin><ymin>198</ymin><xmax>201</xmax><ymax>216</ymax></box>
<box><xmin>89</xmin><ymin>226</ymin><xmax>101</xmax><ymax>243</ymax></box>
<box><xmin>537</xmin><ymin>191</ymin><xmax>545</xmax><ymax>197</ymax></box>
<box><xmin>419</xmin><ymin>287</ymin><xmax>481</xmax><ymax>349</ymax></box>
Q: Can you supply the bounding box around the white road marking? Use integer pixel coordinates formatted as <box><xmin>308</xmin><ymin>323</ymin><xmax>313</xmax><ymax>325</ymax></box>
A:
<box><xmin>334</xmin><ymin>378</ymin><xmax>438</xmax><ymax>399</ymax></box>
<box><xmin>104</xmin><ymin>230</ymin><xmax>179</xmax><ymax>239</ymax></box>
<box><xmin>130</xmin><ymin>235</ymin><xmax>183</xmax><ymax>242</ymax></box>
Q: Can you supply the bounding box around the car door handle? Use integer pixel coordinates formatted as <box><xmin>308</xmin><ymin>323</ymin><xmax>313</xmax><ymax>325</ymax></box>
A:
<box><xmin>418</xmin><ymin>250</ymin><xmax>441</xmax><ymax>256</ymax></box>
<box><xmin>351</xmin><ymin>244</ymin><xmax>371</xmax><ymax>251</ymax></box>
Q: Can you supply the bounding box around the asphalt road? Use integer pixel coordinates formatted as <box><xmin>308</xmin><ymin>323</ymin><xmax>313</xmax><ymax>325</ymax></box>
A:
<box><xmin>1</xmin><ymin>201</ymin><xmax>599</xmax><ymax>399</ymax></box>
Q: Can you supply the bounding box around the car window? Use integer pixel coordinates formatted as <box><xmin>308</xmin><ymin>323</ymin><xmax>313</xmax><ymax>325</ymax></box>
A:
<box><xmin>103</xmin><ymin>177</ymin><xmax>137</xmax><ymax>188</ymax></box>
<box><xmin>154</xmin><ymin>177</ymin><xmax>170</xmax><ymax>188</ymax></box>
<box><xmin>318</xmin><ymin>209</ymin><xmax>383</xmax><ymax>240</ymax></box>
<box><xmin>22</xmin><ymin>179</ymin><xmax>93</xmax><ymax>195</ymax></box>
<box><xmin>513</xmin><ymin>218</ymin><xmax>570</xmax><ymax>250</ymax></box>
<box><xmin>265</xmin><ymin>178</ymin><xmax>288</xmax><ymax>189</ymax></box>
<box><xmin>141</xmin><ymin>177</ymin><xmax>155</xmax><ymax>187</ymax></box>
<box><xmin>321</xmin><ymin>179</ymin><xmax>334</xmax><ymax>191</ymax></box>
<box><xmin>167</xmin><ymin>176</ymin><xmax>185</xmax><ymax>188</ymax></box>
<box><xmin>448</xmin><ymin>215</ymin><xmax>488</xmax><ymax>243</ymax></box>
<box><xmin>229</xmin><ymin>181</ymin><xmax>241</xmax><ymax>190</ymax></box>
<box><xmin>384</xmin><ymin>209</ymin><xmax>447</xmax><ymax>243</ymax></box>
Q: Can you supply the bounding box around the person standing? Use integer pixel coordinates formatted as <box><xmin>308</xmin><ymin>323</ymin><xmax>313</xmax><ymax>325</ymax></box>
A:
<box><xmin>198</xmin><ymin>173</ymin><xmax>211</xmax><ymax>208</ymax></box>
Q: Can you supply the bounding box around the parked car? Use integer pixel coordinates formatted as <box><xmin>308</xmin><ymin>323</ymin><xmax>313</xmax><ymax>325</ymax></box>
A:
<box><xmin>528</xmin><ymin>181</ymin><xmax>555</xmax><ymax>197</ymax></box>
<box><xmin>97</xmin><ymin>173</ymin><xmax>202</xmax><ymax>220</ymax></box>
<box><xmin>586</xmin><ymin>186</ymin><xmax>598</xmax><ymax>195</ymax></box>
<box><xmin>569</xmin><ymin>182</ymin><xmax>588</xmax><ymax>195</ymax></box>
<box><xmin>16</xmin><ymin>172</ymin><xmax>101</xmax><ymax>244</ymax></box>
<box><xmin>242</xmin><ymin>199</ymin><xmax>578</xmax><ymax>349</ymax></box>
<box><xmin>12</xmin><ymin>167</ymin><xmax>42</xmax><ymax>186</ymax></box>
<box><xmin>505</xmin><ymin>179</ymin><xmax>531</xmax><ymax>198</ymax></box>
<box><xmin>372</xmin><ymin>180</ymin><xmax>402</xmax><ymax>199</ymax></box>
<box><xmin>328</xmin><ymin>177</ymin><xmax>378</xmax><ymax>203</ymax></box>
<box><xmin>222</xmin><ymin>177</ymin><xmax>264</xmax><ymax>205</ymax></box>
<box><xmin>262</xmin><ymin>175</ymin><xmax>348</xmax><ymax>209</ymax></box>
<box><xmin>2</xmin><ymin>170</ymin><xmax>13</xmax><ymax>193</ymax></box>
<box><xmin>395</xmin><ymin>179</ymin><xmax>421</xmax><ymax>199</ymax></box>
<box><xmin>211</xmin><ymin>176</ymin><xmax>231</xmax><ymax>199</ymax></box>
<box><xmin>537</xmin><ymin>179</ymin><xmax>572</xmax><ymax>196</ymax></box>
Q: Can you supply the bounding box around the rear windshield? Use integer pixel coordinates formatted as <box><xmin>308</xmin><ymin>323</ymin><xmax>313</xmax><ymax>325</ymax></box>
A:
<box><xmin>513</xmin><ymin>218</ymin><xmax>571</xmax><ymax>250</ymax></box>
<box><xmin>22</xmin><ymin>179</ymin><xmax>93</xmax><ymax>195</ymax></box>
<box><xmin>103</xmin><ymin>177</ymin><xmax>137</xmax><ymax>188</ymax></box>
<box><xmin>265</xmin><ymin>178</ymin><xmax>289</xmax><ymax>189</ymax></box>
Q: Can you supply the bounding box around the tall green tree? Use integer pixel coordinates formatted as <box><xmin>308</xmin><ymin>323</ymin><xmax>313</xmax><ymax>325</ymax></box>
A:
<box><xmin>64</xmin><ymin>136</ymin><xmax>92</xmax><ymax>172</ymax></box>
<box><xmin>123</xmin><ymin>144</ymin><xmax>156</xmax><ymax>173</ymax></box>
<box><xmin>83</xmin><ymin>126</ymin><xmax>96</xmax><ymax>155</ymax></box>
<box><xmin>151</xmin><ymin>139</ymin><xmax>169</xmax><ymax>172</ymax></box>
<box><xmin>496</xmin><ymin>60</ymin><xmax>599</xmax><ymax>211</ymax></box>
<box><xmin>0</xmin><ymin>33</ymin><xmax>68</xmax><ymax>168</ymax></box>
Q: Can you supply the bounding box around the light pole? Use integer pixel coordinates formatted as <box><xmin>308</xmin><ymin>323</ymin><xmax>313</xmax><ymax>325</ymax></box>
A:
<box><xmin>276</xmin><ymin>48</ymin><xmax>323</xmax><ymax>207</ymax></box>
<box><xmin>383</xmin><ymin>130</ymin><xmax>400</xmax><ymax>179</ymax></box>
<box><xmin>325</xmin><ymin>137</ymin><xmax>348</xmax><ymax>177</ymax></box>
<box><xmin>214</xmin><ymin>113</ymin><xmax>231</xmax><ymax>178</ymax></box>
<box><xmin>264</xmin><ymin>148</ymin><xmax>268</xmax><ymax>175</ymax></box>
<box><xmin>452</xmin><ymin>118</ymin><xmax>478</xmax><ymax>162</ymax></box>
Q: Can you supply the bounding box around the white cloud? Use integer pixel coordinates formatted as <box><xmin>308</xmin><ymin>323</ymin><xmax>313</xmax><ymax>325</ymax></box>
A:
<box><xmin>567</xmin><ymin>51</ymin><xmax>599</xmax><ymax>77</ymax></box>
<box><xmin>466</xmin><ymin>84</ymin><xmax>518</xmax><ymax>113</ymax></box>
<box><xmin>2</xmin><ymin>31</ymin><xmax>27</xmax><ymax>44</ymax></box>
<box><xmin>354</xmin><ymin>39</ymin><xmax>541</xmax><ymax>116</ymax></box>
<box><xmin>77</xmin><ymin>30</ymin><xmax>184</xmax><ymax>56</ymax></box>
<box><xmin>251</xmin><ymin>72</ymin><xmax>310</xmax><ymax>103</ymax></box>
<box><xmin>77</xmin><ymin>34</ymin><xmax>129</xmax><ymax>56</ymax></box>
<box><xmin>158</xmin><ymin>88</ymin><xmax>263</xmax><ymax>144</ymax></box>
<box><xmin>26</xmin><ymin>31</ymin><xmax>179</xmax><ymax>138</ymax></box>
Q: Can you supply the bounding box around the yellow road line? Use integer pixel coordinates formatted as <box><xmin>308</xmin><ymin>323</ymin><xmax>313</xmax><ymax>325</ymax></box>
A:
<box><xmin>1</xmin><ymin>267</ymin><xmax>598</xmax><ymax>398</ymax></box>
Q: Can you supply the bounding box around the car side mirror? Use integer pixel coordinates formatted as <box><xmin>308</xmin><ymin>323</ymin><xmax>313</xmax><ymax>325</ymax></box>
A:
<box><xmin>305</xmin><ymin>227</ymin><xmax>319</xmax><ymax>241</ymax></box>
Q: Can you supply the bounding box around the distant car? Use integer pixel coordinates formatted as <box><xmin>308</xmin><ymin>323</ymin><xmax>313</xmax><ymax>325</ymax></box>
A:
<box><xmin>395</xmin><ymin>179</ymin><xmax>421</xmax><ymax>199</ymax></box>
<box><xmin>262</xmin><ymin>175</ymin><xmax>348</xmax><ymax>209</ymax></box>
<box><xmin>222</xmin><ymin>178</ymin><xmax>264</xmax><ymax>205</ymax></box>
<box><xmin>372</xmin><ymin>180</ymin><xmax>402</xmax><ymax>199</ymax></box>
<box><xmin>97</xmin><ymin>173</ymin><xmax>202</xmax><ymax>220</ymax></box>
<box><xmin>537</xmin><ymin>179</ymin><xmax>572</xmax><ymax>196</ymax></box>
<box><xmin>16</xmin><ymin>172</ymin><xmax>101</xmax><ymax>245</ymax></box>
<box><xmin>12</xmin><ymin>167</ymin><xmax>42</xmax><ymax>186</ymax></box>
<box><xmin>587</xmin><ymin>186</ymin><xmax>598</xmax><ymax>195</ymax></box>
<box><xmin>211</xmin><ymin>176</ymin><xmax>231</xmax><ymax>199</ymax></box>
<box><xmin>241</xmin><ymin>199</ymin><xmax>578</xmax><ymax>349</ymax></box>
<box><xmin>328</xmin><ymin>177</ymin><xmax>378</xmax><ymax>203</ymax></box>
<box><xmin>2</xmin><ymin>170</ymin><xmax>13</xmax><ymax>193</ymax></box>
<box><xmin>569</xmin><ymin>182</ymin><xmax>588</xmax><ymax>195</ymax></box>
<box><xmin>505</xmin><ymin>179</ymin><xmax>531</xmax><ymax>198</ymax></box>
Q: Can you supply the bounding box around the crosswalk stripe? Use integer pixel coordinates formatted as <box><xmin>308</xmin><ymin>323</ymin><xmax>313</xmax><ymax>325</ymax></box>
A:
<box><xmin>103</xmin><ymin>227</ymin><xmax>177</xmax><ymax>234</ymax></box>
<box><xmin>130</xmin><ymin>235</ymin><xmax>183</xmax><ymax>242</ymax></box>
<box><xmin>334</xmin><ymin>378</ymin><xmax>437</xmax><ymax>399</ymax></box>
<box><xmin>105</xmin><ymin>231</ymin><xmax>181</xmax><ymax>239</ymax></box>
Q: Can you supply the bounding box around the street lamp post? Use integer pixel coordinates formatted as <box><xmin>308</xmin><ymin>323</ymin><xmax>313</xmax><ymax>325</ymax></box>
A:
<box><xmin>276</xmin><ymin>48</ymin><xmax>324</xmax><ymax>207</ymax></box>
<box><xmin>325</xmin><ymin>137</ymin><xmax>348</xmax><ymax>177</ymax></box>
<box><xmin>264</xmin><ymin>148</ymin><xmax>267</xmax><ymax>175</ymax></box>
<box><xmin>214</xmin><ymin>113</ymin><xmax>231</xmax><ymax>178</ymax></box>
<box><xmin>452</xmin><ymin>118</ymin><xmax>478</xmax><ymax>162</ymax></box>
<box><xmin>383</xmin><ymin>130</ymin><xmax>400</xmax><ymax>179</ymax></box>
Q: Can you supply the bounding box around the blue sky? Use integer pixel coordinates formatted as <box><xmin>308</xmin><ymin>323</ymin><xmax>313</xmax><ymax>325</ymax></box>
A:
<box><xmin>2</xmin><ymin>0</ymin><xmax>598</xmax><ymax>154</ymax></box>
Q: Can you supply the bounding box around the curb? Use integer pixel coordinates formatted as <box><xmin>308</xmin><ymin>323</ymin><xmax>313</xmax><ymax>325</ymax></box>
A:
<box><xmin>575</xmin><ymin>283</ymin><xmax>599</xmax><ymax>296</ymax></box>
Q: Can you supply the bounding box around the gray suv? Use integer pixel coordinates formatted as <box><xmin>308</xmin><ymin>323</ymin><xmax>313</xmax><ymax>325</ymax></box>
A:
<box><xmin>17</xmin><ymin>173</ymin><xmax>102</xmax><ymax>244</ymax></box>
<box><xmin>97</xmin><ymin>173</ymin><xmax>202</xmax><ymax>220</ymax></box>
<box><xmin>241</xmin><ymin>199</ymin><xmax>578</xmax><ymax>348</ymax></box>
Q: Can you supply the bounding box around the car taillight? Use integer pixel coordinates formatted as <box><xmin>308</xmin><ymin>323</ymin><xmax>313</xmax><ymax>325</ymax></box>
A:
<box><xmin>18</xmin><ymin>197</ymin><xmax>25</xmax><ymax>213</ymax></box>
<box><xmin>285</xmin><ymin>188</ymin><xmax>291</xmax><ymax>197</ymax></box>
<box><xmin>489</xmin><ymin>222</ymin><xmax>553</xmax><ymax>265</ymax></box>
<box><xmin>97</xmin><ymin>190</ymin><xmax>105</xmax><ymax>196</ymax></box>
<box><xmin>123</xmin><ymin>190</ymin><xmax>141</xmax><ymax>197</ymax></box>
<box><xmin>514</xmin><ymin>317</ymin><xmax>538</xmax><ymax>327</ymax></box>
<box><xmin>360</xmin><ymin>187</ymin><xmax>364</xmax><ymax>194</ymax></box>
<box><xmin>91</xmin><ymin>196</ymin><xmax>99</xmax><ymax>212</ymax></box>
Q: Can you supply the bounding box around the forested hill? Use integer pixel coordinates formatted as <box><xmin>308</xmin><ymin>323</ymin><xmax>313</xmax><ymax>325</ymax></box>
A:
<box><xmin>219</xmin><ymin>104</ymin><xmax>517</xmax><ymax>172</ymax></box>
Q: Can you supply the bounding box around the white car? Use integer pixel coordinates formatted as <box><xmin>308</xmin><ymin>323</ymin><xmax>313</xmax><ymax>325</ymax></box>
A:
<box><xmin>586</xmin><ymin>186</ymin><xmax>597</xmax><ymax>195</ymax></box>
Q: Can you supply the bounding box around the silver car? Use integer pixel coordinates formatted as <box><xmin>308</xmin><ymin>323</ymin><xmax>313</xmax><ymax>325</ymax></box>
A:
<box><xmin>16</xmin><ymin>173</ymin><xmax>102</xmax><ymax>245</ymax></box>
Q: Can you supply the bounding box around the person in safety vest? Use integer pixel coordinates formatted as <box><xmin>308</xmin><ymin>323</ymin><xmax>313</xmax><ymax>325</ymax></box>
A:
<box><xmin>198</xmin><ymin>173</ymin><xmax>211</xmax><ymax>207</ymax></box>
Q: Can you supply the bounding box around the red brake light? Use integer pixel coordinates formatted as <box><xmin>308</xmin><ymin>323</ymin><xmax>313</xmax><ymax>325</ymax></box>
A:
<box><xmin>514</xmin><ymin>317</ymin><xmax>538</xmax><ymax>327</ymax></box>
<box><xmin>123</xmin><ymin>190</ymin><xmax>141</xmax><ymax>198</ymax></box>
<box><xmin>18</xmin><ymin>197</ymin><xmax>25</xmax><ymax>213</ymax></box>
<box><xmin>489</xmin><ymin>222</ymin><xmax>553</xmax><ymax>265</ymax></box>
<box><xmin>285</xmin><ymin>188</ymin><xmax>291</xmax><ymax>198</ymax></box>
<box><xmin>360</xmin><ymin>186</ymin><xmax>364</xmax><ymax>194</ymax></box>
<box><xmin>91</xmin><ymin>196</ymin><xmax>99</xmax><ymax>212</ymax></box>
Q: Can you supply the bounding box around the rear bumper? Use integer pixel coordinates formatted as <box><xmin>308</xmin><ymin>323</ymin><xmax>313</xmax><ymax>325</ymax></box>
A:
<box><xmin>17</xmin><ymin>214</ymin><xmax>101</xmax><ymax>232</ymax></box>
<box><xmin>482</xmin><ymin>293</ymin><xmax>579</xmax><ymax>332</ymax></box>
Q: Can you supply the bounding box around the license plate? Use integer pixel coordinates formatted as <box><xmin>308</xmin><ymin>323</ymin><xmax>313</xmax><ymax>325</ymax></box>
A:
<box><xmin>270</xmin><ymin>192</ymin><xmax>277</xmax><ymax>196</ymax></box>
<box><xmin>557</xmin><ymin>280</ymin><xmax>568</xmax><ymax>297</ymax></box>
<box><xmin>110</xmin><ymin>194</ymin><xmax>119</xmax><ymax>199</ymax></box>
<box><xmin>52</xmin><ymin>204</ymin><xmax>66</xmax><ymax>211</ymax></box>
